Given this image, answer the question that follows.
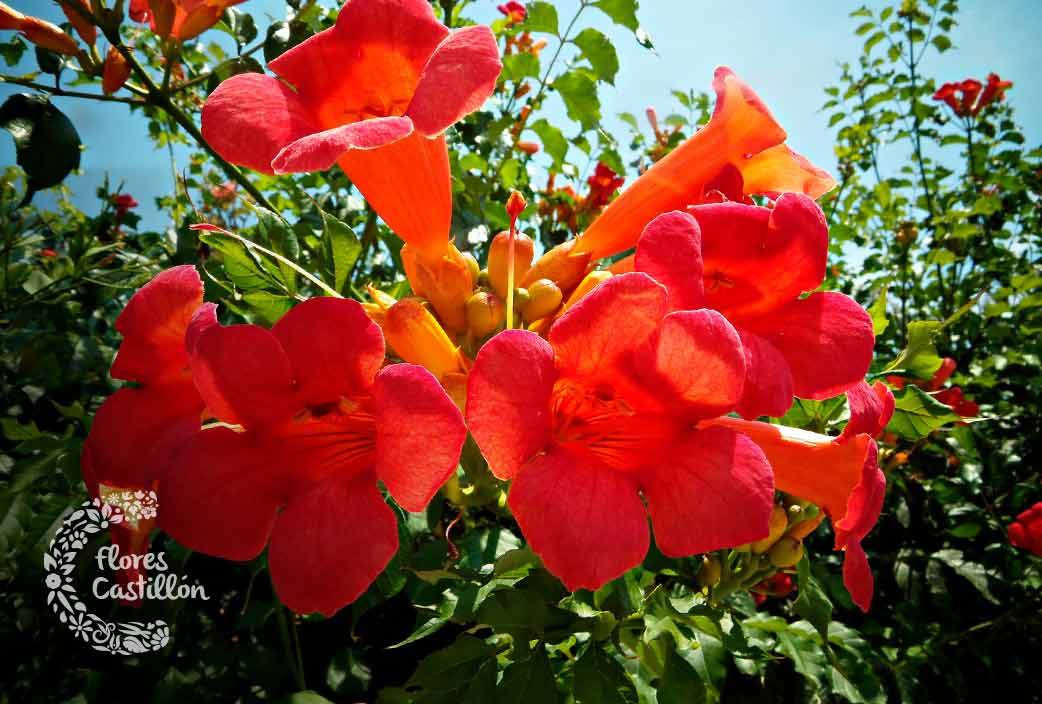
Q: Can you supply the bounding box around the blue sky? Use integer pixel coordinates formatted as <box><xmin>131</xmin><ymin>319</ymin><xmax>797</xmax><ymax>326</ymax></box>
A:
<box><xmin>3</xmin><ymin>0</ymin><xmax>1040</xmax><ymax>228</ymax></box>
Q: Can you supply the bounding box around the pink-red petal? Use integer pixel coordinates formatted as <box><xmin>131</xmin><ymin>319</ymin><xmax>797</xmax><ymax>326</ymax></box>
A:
<box><xmin>641</xmin><ymin>426</ymin><xmax>774</xmax><ymax>557</ymax></box>
<box><xmin>633</xmin><ymin>210</ymin><xmax>705</xmax><ymax>311</ymax></box>
<box><xmin>638</xmin><ymin>309</ymin><xmax>745</xmax><ymax>420</ymax></box>
<box><xmin>200</xmin><ymin>73</ymin><xmax>318</xmax><ymax>175</ymax></box>
<box><xmin>159</xmin><ymin>426</ymin><xmax>282</xmax><ymax>561</ymax></box>
<box><xmin>466</xmin><ymin>330</ymin><xmax>556</xmax><ymax>480</ymax></box>
<box><xmin>110</xmin><ymin>265</ymin><xmax>203</xmax><ymax>385</ymax></box>
<box><xmin>372</xmin><ymin>363</ymin><xmax>466</xmax><ymax>512</ymax></box>
<box><xmin>271</xmin><ymin>117</ymin><xmax>414</xmax><ymax>174</ymax></box>
<box><xmin>742</xmin><ymin>291</ymin><xmax>874</xmax><ymax>400</ymax></box>
<box><xmin>549</xmin><ymin>272</ymin><xmax>668</xmax><ymax>379</ymax></box>
<box><xmin>734</xmin><ymin>328</ymin><xmax>794</xmax><ymax>419</ymax></box>
<box><xmin>508</xmin><ymin>446</ymin><xmax>648</xmax><ymax>591</ymax></box>
<box><xmin>840</xmin><ymin>381</ymin><xmax>895</xmax><ymax>442</ymax></box>
<box><xmin>272</xmin><ymin>297</ymin><xmax>385</xmax><ymax>406</ymax></box>
<box><xmin>268</xmin><ymin>474</ymin><xmax>398</xmax><ymax>616</ymax></box>
<box><xmin>405</xmin><ymin>25</ymin><xmax>502</xmax><ymax>136</ymax></box>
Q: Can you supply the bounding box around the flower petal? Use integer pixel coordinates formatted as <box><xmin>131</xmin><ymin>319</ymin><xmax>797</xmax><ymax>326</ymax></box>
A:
<box><xmin>337</xmin><ymin>131</ymin><xmax>452</xmax><ymax>252</ymax></box>
<box><xmin>200</xmin><ymin>73</ymin><xmax>318</xmax><ymax>175</ymax></box>
<box><xmin>271</xmin><ymin>116</ymin><xmax>414</xmax><ymax>174</ymax></box>
<box><xmin>159</xmin><ymin>427</ymin><xmax>281</xmax><ymax>561</ymax></box>
<box><xmin>269</xmin><ymin>0</ymin><xmax>447</xmax><ymax>124</ymax></box>
<box><xmin>110</xmin><ymin>265</ymin><xmax>203</xmax><ymax>385</ymax></box>
<box><xmin>268</xmin><ymin>474</ymin><xmax>398</xmax><ymax>616</ymax></box>
<box><xmin>642</xmin><ymin>426</ymin><xmax>774</xmax><ymax>556</ymax></box>
<box><xmin>742</xmin><ymin>291</ymin><xmax>874</xmax><ymax>400</ymax></box>
<box><xmin>509</xmin><ymin>446</ymin><xmax>648</xmax><ymax>591</ymax></box>
<box><xmin>272</xmin><ymin>297</ymin><xmax>385</xmax><ymax>406</ymax></box>
<box><xmin>467</xmin><ymin>330</ymin><xmax>556</xmax><ymax>480</ymax></box>
<box><xmin>405</xmin><ymin>25</ymin><xmax>502</xmax><ymax>136</ymax></box>
<box><xmin>638</xmin><ymin>309</ymin><xmax>745</xmax><ymax>420</ymax></box>
<box><xmin>82</xmin><ymin>384</ymin><xmax>202</xmax><ymax>492</ymax></box>
<box><xmin>839</xmin><ymin>381</ymin><xmax>895</xmax><ymax>442</ymax></box>
<box><xmin>373</xmin><ymin>363</ymin><xmax>466</xmax><ymax>512</ymax></box>
<box><xmin>550</xmin><ymin>273</ymin><xmax>668</xmax><ymax>379</ymax></box>
<box><xmin>692</xmin><ymin>193</ymin><xmax>828</xmax><ymax>323</ymax></box>
<box><xmin>188</xmin><ymin>316</ymin><xmax>297</xmax><ymax>428</ymax></box>
<box><xmin>633</xmin><ymin>210</ymin><xmax>705</xmax><ymax>310</ymax></box>
<box><xmin>738</xmin><ymin>144</ymin><xmax>836</xmax><ymax>200</ymax></box>
<box><xmin>734</xmin><ymin>328</ymin><xmax>794</xmax><ymax>419</ymax></box>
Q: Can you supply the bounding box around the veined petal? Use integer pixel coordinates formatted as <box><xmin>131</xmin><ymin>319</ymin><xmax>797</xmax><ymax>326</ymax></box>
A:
<box><xmin>272</xmin><ymin>117</ymin><xmax>414</xmax><ymax>173</ymax></box>
<box><xmin>405</xmin><ymin>25</ymin><xmax>502</xmax><ymax>136</ymax></box>
<box><xmin>839</xmin><ymin>381</ymin><xmax>895</xmax><ymax>442</ymax></box>
<box><xmin>508</xmin><ymin>446</ymin><xmax>648</xmax><ymax>591</ymax></box>
<box><xmin>272</xmin><ymin>297</ymin><xmax>385</xmax><ymax>406</ymax></box>
<box><xmin>188</xmin><ymin>315</ymin><xmax>297</xmax><ymax>428</ymax></box>
<box><xmin>467</xmin><ymin>330</ymin><xmax>556</xmax><ymax>480</ymax></box>
<box><xmin>637</xmin><ymin>309</ymin><xmax>745</xmax><ymax>420</ymax></box>
<box><xmin>159</xmin><ymin>426</ymin><xmax>282</xmax><ymax>561</ymax></box>
<box><xmin>692</xmin><ymin>193</ymin><xmax>828</xmax><ymax>322</ymax></box>
<box><xmin>110</xmin><ymin>265</ymin><xmax>203</xmax><ymax>385</ymax></box>
<box><xmin>269</xmin><ymin>0</ymin><xmax>447</xmax><ymax>126</ymax></box>
<box><xmin>734</xmin><ymin>328</ymin><xmax>794</xmax><ymax>420</ymax></box>
<box><xmin>642</xmin><ymin>426</ymin><xmax>774</xmax><ymax>556</ymax></box>
<box><xmin>738</xmin><ymin>144</ymin><xmax>836</xmax><ymax>200</ymax></box>
<box><xmin>382</xmin><ymin>297</ymin><xmax>464</xmax><ymax>380</ymax></box>
<box><xmin>549</xmin><ymin>273</ymin><xmax>668</xmax><ymax>379</ymax></box>
<box><xmin>338</xmin><ymin>131</ymin><xmax>452</xmax><ymax>253</ymax></box>
<box><xmin>742</xmin><ymin>291</ymin><xmax>874</xmax><ymax>400</ymax></box>
<box><xmin>373</xmin><ymin>364</ymin><xmax>466</xmax><ymax>512</ymax></box>
<box><xmin>633</xmin><ymin>210</ymin><xmax>705</xmax><ymax>310</ymax></box>
<box><xmin>201</xmin><ymin>73</ymin><xmax>318</xmax><ymax>175</ymax></box>
<box><xmin>400</xmin><ymin>242</ymin><xmax>474</xmax><ymax>331</ymax></box>
<box><xmin>269</xmin><ymin>474</ymin><xmax>398</xmax><ymax>616</ymax></box>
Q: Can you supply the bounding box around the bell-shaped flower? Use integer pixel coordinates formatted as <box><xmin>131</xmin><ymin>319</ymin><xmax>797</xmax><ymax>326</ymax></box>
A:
<box><xmin>467</xmin><ymin>217</ymin><xmax>776</xmax><ymax>590</ymax></box>
<box><xmin>201</xmin><ymin>0</ymin><xmax>501</xmax><ymax>258</ymax></box>
<box><xmin>1008</xmin><ymin>502</ymin><xmax>1042</xmax><ymax>557</ymax></box>
<box><xmin>570</xmin><ymin>66</ymin><xmax>835</xmax><ymax>262</ymax></box>
<box><xmin>158</xmin><ymin>297</ymin><xmax>466</xmax><ymax>616</ymax></box>
<box><xmin>81</xmin><ymin>266</ymin><xmax>209</xmax><ymax>601</ymax></box>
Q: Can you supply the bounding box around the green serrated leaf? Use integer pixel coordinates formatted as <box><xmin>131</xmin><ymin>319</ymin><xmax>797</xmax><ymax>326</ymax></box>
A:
<box><xmin>529</xmin><ymin>119</ymin><xmax>568</xmax><ymax>168</ymax></box>
<box><xmin>524</xmin><ymin>1</ymin><xmax>559</xmax><ymax>34</ymax></box>
<box><xmin>572</xmin><ymin>28</ymin><xmax>619</xmax><ymax>84</ymax></box>
<box><xmin>501</xmin><ymin>52</ymin><xmax>540</xmax><ymax>82</ymax></box>
<box><xmin>497</xmin><ymin>647</ymin><xmax>561</xmax><ymax>704</ymax></box>
<box><xmin>887</xmin><ymin>386</ymin><xmax>962</xmax><ymax>440</ymax></box>
<box><xmin>554</xmin><ymin>70</ymin><xmax>601</xmax><ymax>130</ymax></box>
<box><xmin>409</xmin><ymin>635</ymin><xmax>496</xmax><ymax>690</ymax></box>
<box><xmin>869</xmin><ymin>284</ymin><xmax>889</xmax><ymax>336</ymax></box>
<box><xmin>319</xmin><ymin>209</ymin><xmax>361</xmax><ymax>293</ymax></box>
<box><xmin>794</xmin><ymin>557</ymin><xmax>832</xmax><ymax>646</ymax></box>
<box><xmin>593</xmin><ymin>0</ymin><xmax>640</xmax><ymax>31</ymax></box>
<box><xmin>574</xmin><ymin>646</ymin><xmax>637</xmax><ymax>704</ymax></box>
<box><xmin>887</xmin><ymin>319</ymin><xmax>943</xmax><ymax>378</ymax></box>
<box><xmin>658</xmin><ymin>648</ymin><xmax>709</xmax><ymax>704</ymax></box>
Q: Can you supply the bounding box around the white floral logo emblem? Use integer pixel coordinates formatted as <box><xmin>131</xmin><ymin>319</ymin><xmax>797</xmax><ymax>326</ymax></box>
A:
<box><xmin>43</xmin><ymin>491</ymin><xmax>170</xmax><ymax>655</ymax></box>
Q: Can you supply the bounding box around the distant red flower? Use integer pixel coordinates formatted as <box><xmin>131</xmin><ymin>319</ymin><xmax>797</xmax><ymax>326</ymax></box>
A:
<box><xmin>81</xmin><ymin>266</ymin><xmax>209</xmax><ymax>604</ymax></box>
<box><xmin>516</xmin><ymin>140</ymin><xmax>540</xmax><ymax>155</ymax></box>
<box><xmin>753</xmin><ymin>572</ymin><xmax>795</xmax><ymax>604</ymax></box>
<box><xmin>585</xmin><ymin>162</ymin><xmax>625</xmax><ymax>210</ymax></box>
<box><xmin>113</xmin><ymin>193</ymin><xmax>138</xmax><ymax>219</ymax></box>
<box><xmin>934</xmin><ymin>386</ymin><xmax>980</xmax><ymax>418</ymax></box>
<box><xmin>468</xmin><ymin>212</ymin><xmax>775</xmax><ymax>591</ymax></box>
<box><xmin>888</xmin><ymin>357</ymin><xmax>978</xmax><ymax>418</ymax></box>
<box><xmin>159</xmin><ymin>297</ymin><xmax>466</xmax><ymax>616</ymax></box>
<box><xmin>497</xmin><ymin>1</ymin><xmax>526</xmax><ymax>25</ymax></box>
<box><xmin>201</xmin><ymin>0</ymin><xmax>501</xmax><ymax>256</ymax></box>
<box><xmin>1008</xmin><ymin>502</ymin><xmax>1042</xmax><ymax>556</ymax></box>
<box><xmin>934</xmin><ymin>73</ymin><xmax>1013</xmax><ymax>117</ymax></box>
<box><xmin>209</xmin><ymin>180</ymin><xmax>237</xmax><ymax>202</ymax></box>
<box><xmin>40</xmin><ymin>248</ymin><xmax>58</xmax><ymax>258</ymax></box>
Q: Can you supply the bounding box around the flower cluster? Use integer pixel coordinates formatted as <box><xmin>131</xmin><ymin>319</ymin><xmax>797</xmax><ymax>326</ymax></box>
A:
<box><xmin>933</xmin><ymin>73</ymin><xmax>1013</xmax><ymax>119</ymax></box>
<box><xmin>888</xmin><ymin>356</ymin><xmax>980</xmax><ymax>418</ymax></box>
<box><xmin>1008</xmin><ymin>502</ymin><xmax>1042</xmax><ymax>557</ymax></box>
<box><xmin>83</xmin><ymin>0</ymin><xmax>895</xmax><ymax>618</ymax></box>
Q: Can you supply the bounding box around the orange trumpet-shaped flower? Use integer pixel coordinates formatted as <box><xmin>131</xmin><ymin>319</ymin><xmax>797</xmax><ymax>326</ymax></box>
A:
<box><xmin>401</xmin><ymin>241</ymin><xmax>475</xmax><ymax>333</ymax></box>
<box><xmin>202</xmin><ymin>0</ymin><xmax>502</xmax><ymax>257</ymax></box>
<box><xmin>17</xmin><ymin>15</ymin><xmax>81</xmax><ymax>55</ymax></box>
<box><xmin>571</xmin><ymin>67</ymin><xmax>835</xmax><ymax>261</ymax></box>
<box><xmin>60</xmin><ymin>0</ymin><xmax>96</xmax><ymax>45</ymax></box>
<box><xmin>102</xmin><ymin>46</ymin><xmax>131</xmax><ymax>95</ymax></box>
<box><xmin>128</xmin><ymin>0</ymin><xmax>246</xmax><ymax>41</ymax></box>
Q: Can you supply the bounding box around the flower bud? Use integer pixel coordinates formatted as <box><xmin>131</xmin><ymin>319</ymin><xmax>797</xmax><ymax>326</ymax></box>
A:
<box><xmin>0</xmin><ymin>2</ymin><xmax>26</xmax><ymax>31</ymax></box>
<box><xmin>384</xmin><ymin>297</ymin><xmax>465</xmax><ymax>382</ymax></box>
<box><xmin>516</xmin><ymin>141</ymin><xmax>539</xmax><ymax>155</ymax></box>
<box><xmin>785</xmin><ymin>513</ymin><xmax>824</xmax><ymax>541</ymax></box>
<box><xmin>60</xmin><ymin>0</ymin><xmax>96</xmax><ymax>45</ymax></box>
<box><xmin>521</xmin><ymin>278</ymin><xmax>562</xmax><ymax>322</ymax></box>
<box><xmin>20</xmin><ymin>16</ymin><xmax>80</xmax><ymax>56</ymax></box>
<box><xmin>696</xmin><ymin>555</ymin><xmax>722</xmax><ymax>588</ymax></box>
<box><xmin>768</xmin><ymin>537</ymin><xmax>804</xmax><ymax>568</ymax></box>
<box><xmin>750</xmin><ymin>505</ymin><xmax>789</xmax><ymax>554</ymax></box>
<box><xmin>401</xmin><ymin>242</ymin><xmax>474</xmax><ymax>333</ymax></box>
<box><xmin>461</xmin><ymin>251</ymin><xmax>480</xmax><ymax>282</ymax></box>
<box><xmin>560</xmin><ymin>270</ymin><xmax>612</xmax><ymax>314</ymax></box>
<box><xmin>487</xmin><ymin>230</ymin><xmax>533</xmax><ymax>299</ymax></box>
<box><xmin>523</xmin><ymin>239</ymin><xmax>592</xmax><ymax>293</ymax></box>
<box><xmin>102</xmin><ymin>45</ymin><xmax>131</xmax><ymax>95</ymax></box>
<box><xmin>466</xmin><ymin>291</ymin><xmax>504</xmax><ymax>339</ymax></box>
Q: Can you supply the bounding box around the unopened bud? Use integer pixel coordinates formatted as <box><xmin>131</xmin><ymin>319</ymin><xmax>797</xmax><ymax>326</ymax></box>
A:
<box><xmin>60</xmin><ymin>0</ymin><xmax>96</xmax><ymax>45</ymax></box>
<box><xmin>521</xmin><ymin>278</ymin><xmax>563</xmax><ymax>322</ymax></box>
<box><xmin>514</xmin><ymin>287</ymin><xmax>530</xmax><ymax>307</ymax></box>
<box><xmin>466</xmin><ymin>291</ymin><xmax>505</xmax><ymax>339</ymax></box>
<box><xmin>20</xmin><ymin>16</ymin><xmax>80</xmax><ymax>55</ymax></box>
<box><xmin>384</xmin><ymin>297</ymin><xmax>463</xmax><ymax>381</ymax></box>
<box><xmin>750</xmin><ymin>505</ymin><xmax>789</xmax><ymax>554</ymax></box>
<box><xmin>0</xmin><ymin>2</ymin><xmax>26</xmax><ymax>31</ymax></box>
<box><xmin>102</xmin><ymin>45</ymin><xmax>131</xmax><ymax>94</ymax></box>
<box><xmin>696</xmin><ymin>555</ymin><xmax>722</xmax><ymax>588</ymax></box>
<box><xmin>523</xmin><ymin>239</ymin><xmax>593</xmax><ymax>293</ymax></box>
<box><xmin>516</xmin><ymin>141</ymin><xmax>540</xmax><ymax>155</ymax></box>
<box><xmin>461</xmin><ymin>252</ymin><xmax>480</xmax><ymax>282</ymax></box>
<box><xmin>785</xmin><ymin>513</ymin><xmax>824</xmax><ymax>541</ymax></box>
<box><xmin>561</xmin><ymin>270</ymin><xmax>612</xmax><ymax>313</ymax></box>
<box><xmin>506</xmin><ymin>190</ymin><xmax>527</xmax><ymax>220</ymax></box>
<box><xmin>488</xmin><ymin>230</ymin><xmax>533</xmax><ymax>299</ymax></box>
<box><xmin>767</xmin><ymin>537</ymin><xmax>805</xmax><ymax>568</ymax></box>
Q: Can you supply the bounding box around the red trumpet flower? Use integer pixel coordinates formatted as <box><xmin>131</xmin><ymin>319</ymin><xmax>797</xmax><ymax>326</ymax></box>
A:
<box><xmin>934</xmin><ymin>73</ymin><xmax>1013</xmax><ymax>117</ymax></box>
<box><xmin>159</xmin><ymin>297</ymin><xmax>466</xmax><ymax>616</ymax></box>
<box><xmin>1008</xmin><ymin>502</ymin><xmax>1042</xmax><ymax>557</ymax></box>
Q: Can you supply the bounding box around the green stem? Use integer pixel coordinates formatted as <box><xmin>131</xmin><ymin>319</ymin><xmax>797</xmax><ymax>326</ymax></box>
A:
<box><xmin>275</xmin><ymin>605</ymin><xmax>306</xmax><ymax>690</ymax></box>
<box><xmin>0</xmin><ymin>75</ymin><xmax>143</xmax><ymax>105</ymax></box>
